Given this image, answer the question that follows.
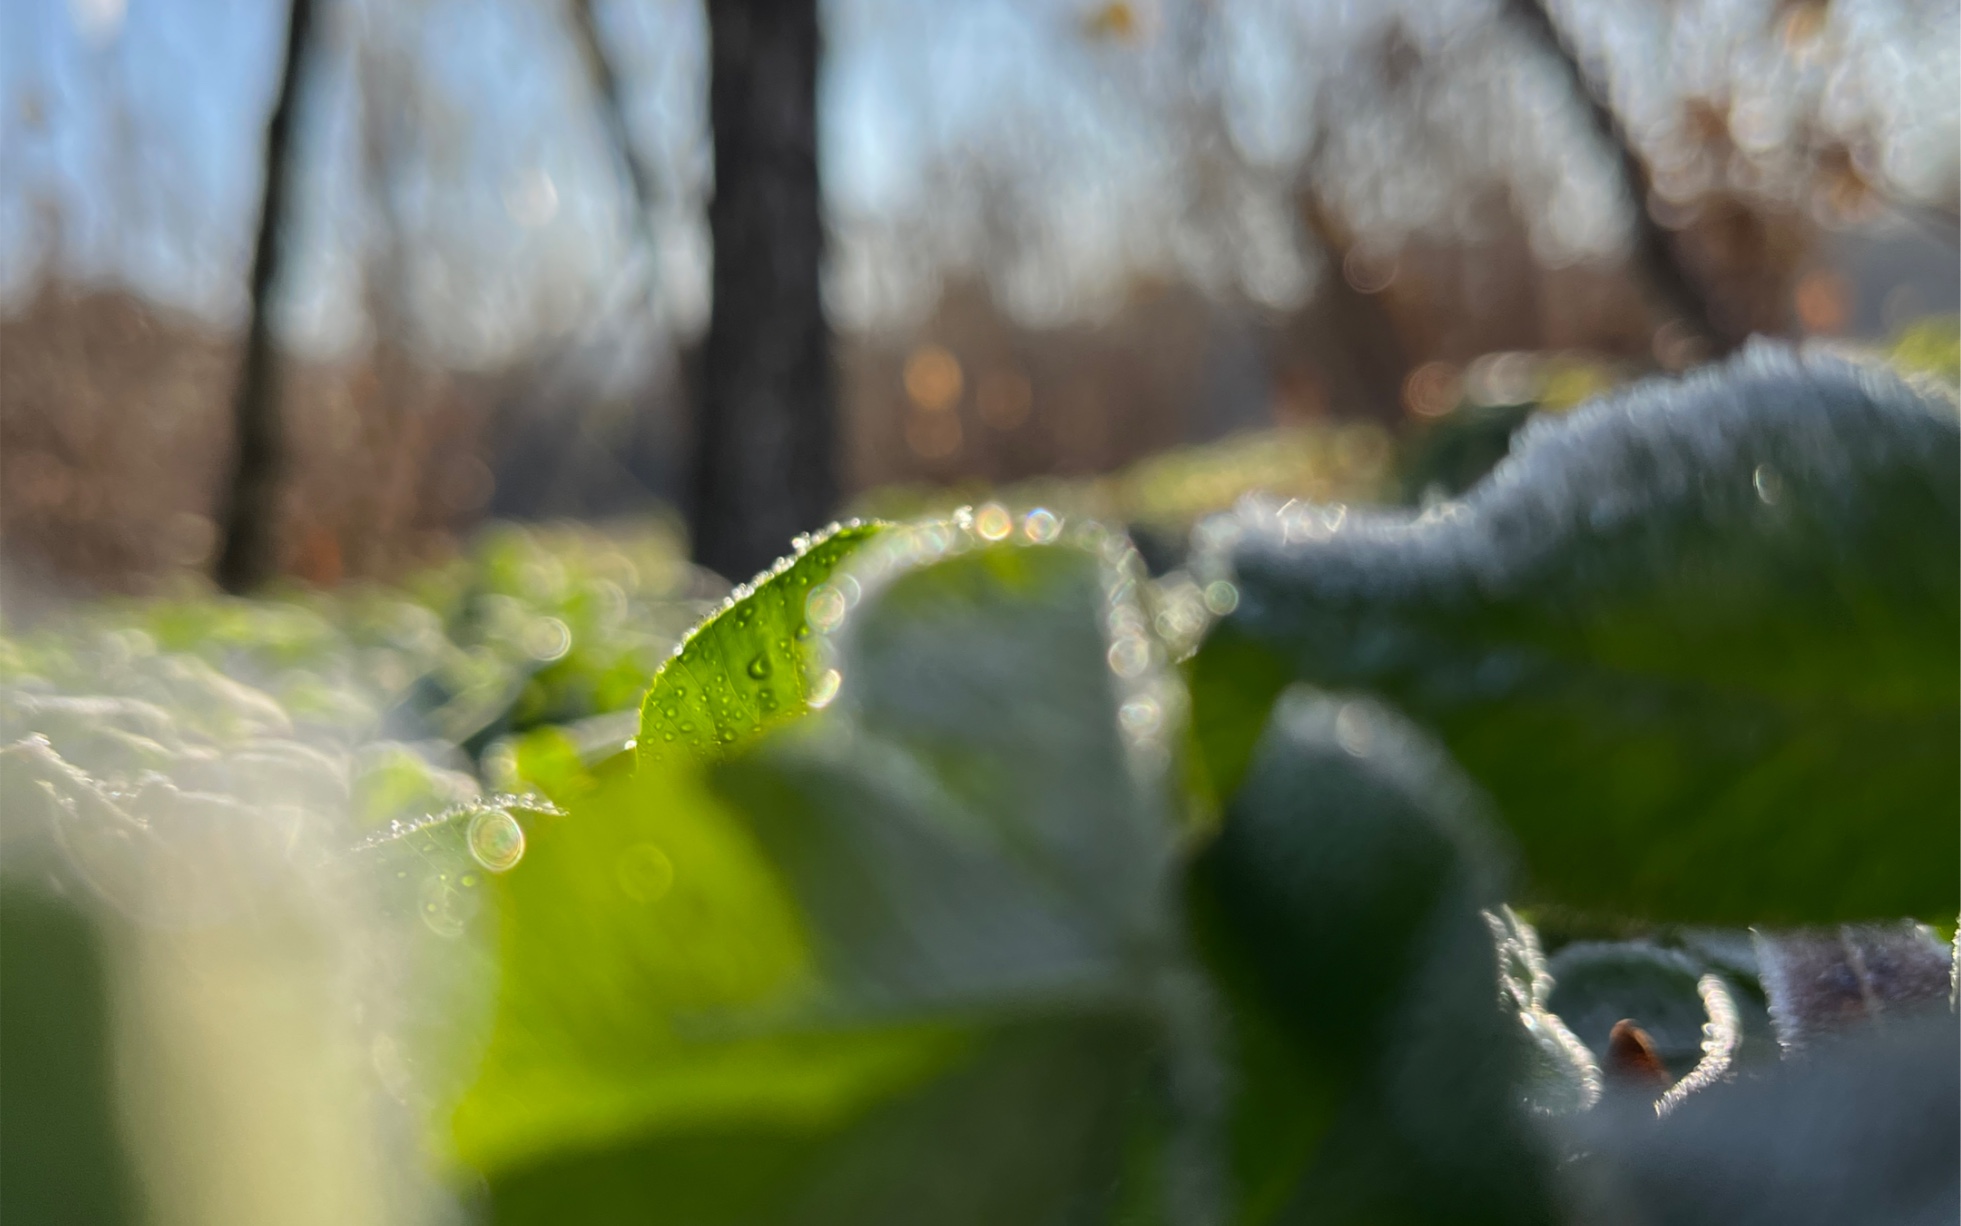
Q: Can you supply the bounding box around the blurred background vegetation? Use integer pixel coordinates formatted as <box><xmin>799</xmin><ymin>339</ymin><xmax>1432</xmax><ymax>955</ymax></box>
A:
<box><xmin>1</xmin><ymin>0</ymin><xmax>1955</xmax><ymax>601</ymax></box>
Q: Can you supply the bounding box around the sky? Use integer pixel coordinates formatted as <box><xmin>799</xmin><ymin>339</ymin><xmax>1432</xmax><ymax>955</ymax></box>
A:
<box><xmin>2</xmin><ymin>0</ymin><xmax>1956</xmax><ymax>366</ymax></box>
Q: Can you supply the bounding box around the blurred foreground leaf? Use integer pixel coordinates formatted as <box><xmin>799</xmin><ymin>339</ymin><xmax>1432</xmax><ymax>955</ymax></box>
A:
<box><xmin>458</xmin><ymin>520</ymin><xmax>978</xmax><ymax>1215</ymax></box>
<box><xmin>1566</xmin><ymin>1007</ymin><xmax>1958</xmax><ymax>1226</ymax></box>
<box><xmin>708</xmin><ymin>525</ymin><xmax>1212</xmax><ymax>1223</ymax></box>
<box><xmin>0</xmin><ymin>883</ymin><xmax>139</xmax><ymax>1226</ymax></box>
<box><xmin>461</xmin><ymin>519</ymin><xmax>1196</xmax><ymax>1223</ymax></box>
<box><xmin>1189</xmin><ymin>689</ymin><xmax>1556</xmax><ymax>1225</ymax></box>
<box><xmin>1753</xmin><ymin>921</ymin><xmax>1952</xmax><ymax>1052</ymax></box>
<box><xmin>451</xmin><ymin>762</ymin><xmax>965</xmax><ymax>1208</ymax></box>
<box><xmin>1194</xmin><ymin>345</ymin><xmax>1959</xmax><ymax>923</ymax></box>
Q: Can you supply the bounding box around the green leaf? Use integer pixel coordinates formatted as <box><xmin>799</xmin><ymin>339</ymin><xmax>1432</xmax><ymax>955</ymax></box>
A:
<box><xmin>1189</xmin><ymin>688</ymin><xmax>1556</xmax><ymax>1226</ymax></box>
<box><xmin>1192</xmin><ymin>345</ymin><xmax>1960</xmax><ymax>923</ymax></box>
<box><xmin>488</xmin><ymin>1017</ymin><xmax>1155</xmax><ymax>1226</ymax></box>
<box><xmin>463</xmin><ymin>517</ymin><xmax>1198</xmax><ymax>1224</ymax></box>
<box><xmin>700</xmin><ymin>520</ymin><xmax>1211</xmax><ymax>1223</ymax></box>
<box><xmin>0</xmin><ymin>882</ymin><xmax>141</xmax><ymax>1226</ymax></box>
<box><xmin>451</xmin><ymin>761</ymin><xmax>967</xmax><ymax>1189</ymax></box>
<box><xmin>639</xmin><ymin>522</ymin><xmax>885</xmax><ymax>767</ymax></box>
<box><xmin>720</xmin><ymin>529</ymin><xmax>1184</xmax><ymax>1009</ymax></box>
<box><xmin>459</xmin><ymin>519</ymin><xmax>991</xmax><ymax>1213</ymax></box>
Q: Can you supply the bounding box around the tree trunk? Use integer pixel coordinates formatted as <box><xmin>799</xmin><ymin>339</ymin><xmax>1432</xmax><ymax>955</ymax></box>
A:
<box><xmin>214</xmin><ymin>0</ymin><xmax>314</xmax><ymax>592</ymax></box>
<box><xmin>693</xmin><ymin>0</ymin><xmax>836</xmax><ymax>582</ymax></box>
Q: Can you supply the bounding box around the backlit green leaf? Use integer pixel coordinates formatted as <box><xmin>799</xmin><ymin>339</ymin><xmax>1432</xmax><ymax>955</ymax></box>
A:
<box><xmin>639</xmin><ymin>522</ymin><xmax>884</xmax><ymax>767</ymax></box>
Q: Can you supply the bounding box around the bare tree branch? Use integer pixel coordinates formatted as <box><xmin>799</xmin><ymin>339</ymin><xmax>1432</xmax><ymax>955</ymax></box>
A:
<box><xmin>567</xmin><ymin>0</ymin><xmax>660</xmax><ymax>248</ymax></box>
<box><xmin>214</xmin><ymin>0</ymin><xmax>315</xmax><ymax>591</ymax></box>
<box><xmin>1505</xmin><ymin>0</ymin><xmax>1743</xmax><ymax>355</ymax></box>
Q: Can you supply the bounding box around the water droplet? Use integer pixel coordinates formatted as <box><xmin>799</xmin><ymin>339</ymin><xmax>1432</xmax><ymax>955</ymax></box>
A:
<box><xmin>1119</xmin><ymin>696</ymin><xmax>1163</xmax><ymax>737</ymax></box>
<box><xmin>1023</xmin><ymin>508</ymin><xmax>1061</xmax><ymax>543</ymax></box>
<box><xmin>1107</xmin><ymin>637</ymin><xmax>1151</xmax><ymax>678</ymax></box>
<box><xmin>419</xmin><ymin>875</ymin><xmax>472</xmax><ymax>938</ymax></box>
<box><xmin>1752</xmin><ymin>463</ymin><xmax>1783</xmax><ymax>506</ymax></box>
<box><xmin>1203</xmin><ymin>581</ymin><xmax>1240</xmax><ymax>616</ymax></box>
<box><xmin>521</xmin><ymin>617</ymin><xmax>572</xmax><ymax>662</ymax></box>
<box><xmin>975</xmin><ymin>502</ymin><xmax>1013</xmax><ymax>541</ymax></box>
<box><xmin>746</xmin><ymin>653</ymin><xmax>772</xmax><ymax>680</ymax></box>
<box><xmin>807</xmin><ymin>584</ymin><xmax>847</xmax><ymax>633</ymax></box>
<box><xmin>468</xmin><ymin>808</ymin><xmax>526</xmax><ymax>873</ymax></box>
<box><xmin>808</xmin><ymin>668</ymin><xmax>842</xmax><ymax>709</ymax></box>
<box><xmin>616</xmin><ymin>842</ymin><xmax>675</xmax><ymax>902</ymax></box>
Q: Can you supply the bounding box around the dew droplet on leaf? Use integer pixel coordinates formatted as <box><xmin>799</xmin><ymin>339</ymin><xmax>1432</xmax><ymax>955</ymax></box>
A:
<box><xmin>467</xmin><ymin>808</ymin><xmax>526</xmax><ymax>873</ymax></box>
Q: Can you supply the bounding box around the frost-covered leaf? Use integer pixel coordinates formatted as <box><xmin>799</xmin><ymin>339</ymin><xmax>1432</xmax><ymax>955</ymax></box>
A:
<box><xmin>1485</xmin><ymin>907</ymin><xmax>1600</xmax><ymax>1115</ymax></box>
<box><xmin>1655</xmin><ymin>974</ymin><xmax>1744</xmax><ymax>1116</ymax></box>
<box><xmin>1754</xmin><ymin>921</ymin><xmax>1953</xmax><ymax>1052</ymax></box>
<box><xmin>1190</xmin><ymin>689</ymin><xmax>1557</xmax><ymax>1225</ymax></box>
<box><xmin>1193</xmin><ymin>344</ymin><xmax>1960</xmax><ymax>923</ymax></box>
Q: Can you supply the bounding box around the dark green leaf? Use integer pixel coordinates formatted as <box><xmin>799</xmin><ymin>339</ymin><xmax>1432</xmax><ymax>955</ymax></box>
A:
<box><xmin>0</xmin><ymin>882</ymin><xmax>141</xmax><ymax>1226</ymax></box>
<box><xmin>1190</xmin><ymin>688</ymin><xmax>1556</xmax><ymax>1226</ymax></box>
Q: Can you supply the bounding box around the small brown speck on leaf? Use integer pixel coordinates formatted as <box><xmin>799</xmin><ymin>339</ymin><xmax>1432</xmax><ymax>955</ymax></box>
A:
<box><xmin>1606</xmin><ymin>1019</ymin><xmax>1673</xmax><ymax>1093</ymax></box>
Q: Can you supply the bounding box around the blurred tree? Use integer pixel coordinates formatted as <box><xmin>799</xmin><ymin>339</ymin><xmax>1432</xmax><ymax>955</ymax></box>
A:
<box><xmin>214</xmin><ymin>0</ymin><xmax>315</xmax><ymax>592</ymax></box>
<box><xmin>692</xmin><ymin>0</ymin><xmax>836</xmax><ymax>581</ymax></box>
